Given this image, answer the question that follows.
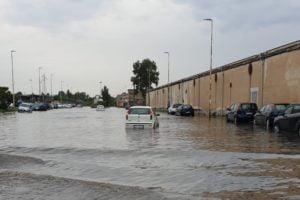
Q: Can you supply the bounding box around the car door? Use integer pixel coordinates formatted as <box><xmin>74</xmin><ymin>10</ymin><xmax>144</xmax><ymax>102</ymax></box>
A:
<box><xmin>227</xmin><ymin>104</ymin><xmax>236</xmax><ymax>121</ymax></box>
<box><xmin>289</xmin><ymin>105</ymin><xmax>300</xmax><ymax>131</ymax></box>
<box><xmin>280</xmin><ymin>106</ymin><xmax>293</xmax><ymax>131</ymax></box>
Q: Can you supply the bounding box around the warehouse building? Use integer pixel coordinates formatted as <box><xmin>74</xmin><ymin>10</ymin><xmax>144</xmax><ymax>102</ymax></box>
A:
<box><xmin>147</xmin><ymin>40</ymin><xmax>300</xmax><ymax>115</ymax></box>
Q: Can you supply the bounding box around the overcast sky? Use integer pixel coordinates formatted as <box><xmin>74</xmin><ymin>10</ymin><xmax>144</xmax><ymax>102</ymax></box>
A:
<box><xmin>0</xmin><ymin>0</ymin><xmax>299</xmax><ymax>96</ymax></box>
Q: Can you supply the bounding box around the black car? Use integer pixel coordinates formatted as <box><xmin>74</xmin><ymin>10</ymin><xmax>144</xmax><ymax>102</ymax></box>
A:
<box><xmin>175</xmin><ymin>104</ymin><xmax>194</xmax><ymax>116</ymax></box>
<box><xmin>226</xmin><ymin>102</ymin><xmax>258</xmax><ymax>123</ymax></box>
<box><xmin>254</xmin><ymin>103</ymin><xmax>289</xmax><ymax>128</ymax></box>
<box><xmin>32</xmin><ymin>103</ymin><xmax>48</xmax><ymax>111</ymax></box>
<box><xmin>274</xmin><ymin>104</ymin><xmax>300</xmax><ymax>135</ymax></box>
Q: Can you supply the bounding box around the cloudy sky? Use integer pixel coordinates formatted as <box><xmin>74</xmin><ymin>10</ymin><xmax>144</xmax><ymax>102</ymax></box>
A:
<box><xmin>0</xmin><ymin>0</ymin><xmax>299</xmax><ymax>96</ymax></box>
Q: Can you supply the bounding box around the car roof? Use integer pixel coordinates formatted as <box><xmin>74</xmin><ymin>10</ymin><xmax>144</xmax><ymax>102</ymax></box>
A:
<box><xmin>130</xmin><ymin>106</ymin><xmax>152</xmax><ymax>109</ymax></box>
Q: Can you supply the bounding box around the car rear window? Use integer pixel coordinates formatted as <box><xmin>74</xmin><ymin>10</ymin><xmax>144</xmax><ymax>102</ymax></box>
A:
<box><xmin>241</xmin><ymin>103</ymin><xmax>257</xmax><ymax>110</ymax></box>
<box><xmin>129</xmin><ymin>108</ymin><xmax>151</xmax><ymax>115</ymax></box>
<box><xmin>173</xmin><ymin>104</ymin><xmax>181</xmax><ymax>108</ymax></box>
<box><xmin>293</xmin><ymin>105</ymin><xmax>300</xmax><ymax>114</ymax></box>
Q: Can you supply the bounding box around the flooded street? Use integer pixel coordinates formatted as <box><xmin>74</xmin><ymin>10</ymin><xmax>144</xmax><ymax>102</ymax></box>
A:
<box><xmin>1</xmin><ymin>107</ymin><xmax>300</xmax><ymax>199</ymax></box>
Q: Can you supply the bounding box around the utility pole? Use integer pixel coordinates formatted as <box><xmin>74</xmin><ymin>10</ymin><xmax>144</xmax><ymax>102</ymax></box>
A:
<box><xmin>203</xmin><ymin>18</ymin><xmax>213</xmax><ymax>118</ymax></box>
<box><xmin>10</xmin><ymin>50</ymin><xmax>16</xmax><ymax>107</ymax></box>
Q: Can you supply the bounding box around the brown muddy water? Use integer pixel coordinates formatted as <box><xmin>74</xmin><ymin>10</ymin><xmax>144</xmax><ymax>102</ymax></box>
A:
<box><xmin>0</xmin><ymin>107</ymin><xmax>300</xmax><ymax>199</ymax></box>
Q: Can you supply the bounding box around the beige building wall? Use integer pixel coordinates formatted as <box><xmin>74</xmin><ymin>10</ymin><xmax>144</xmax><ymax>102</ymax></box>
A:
<box><xmin>148</xmin><ymin>42</ymin><xmax>300</xmax><ymax>113</ymax></box>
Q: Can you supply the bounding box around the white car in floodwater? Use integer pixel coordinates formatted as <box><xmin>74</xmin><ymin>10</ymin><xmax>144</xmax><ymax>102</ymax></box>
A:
<box><xmin>18</xmin><ymin>103</ymin><xmax>33</xmax><ymax>113</ymax></box>
<box><xmin>96</xmin><ymin>105</ymin><xmax>105</xmax><ymax>111</ymax></box>
<box><xmin>125</xmin><ymin>106</ymin><xmax>159</xmax><ymax>129</ymax></box>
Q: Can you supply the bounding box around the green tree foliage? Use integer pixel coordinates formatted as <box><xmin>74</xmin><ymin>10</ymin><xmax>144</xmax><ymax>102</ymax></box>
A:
<box><xmin>101</xmin><ymin>86</ymin><xmax>115</xmax><ymax>107</ymax></box>
<box><xmin>0</xmin><ymin>87</ymin><xmax>12</xmax><ymax>109</ymax></box>
<box><xmin>131</xmin><ymin>58</ymin><xmax>159</xmax><ymax>98</ymax></box>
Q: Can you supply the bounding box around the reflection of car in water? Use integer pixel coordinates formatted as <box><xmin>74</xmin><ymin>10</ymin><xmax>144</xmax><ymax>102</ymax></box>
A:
<box><xmin>18</xmin><ymin>103</ymin><xmax>33</xmax><ymax>113</ymax></box>
<box><xmin>175</xmin><ymin>104</ymin><xmax>194</xmax><ymax>116</ymax></box>
<box><xmin>126</xmin><ymin>106</ymin><xmax>159</xmax><ymax>129</ymax></box>
<box><xmin>168</xmin><ymin>104</ymin><xmax>182</xmax><ymax>115</ymax></box>
<box><xmin>274</xmin><ymin>104</ymin><xmax>300</xmax><ymax>136</ymax></box>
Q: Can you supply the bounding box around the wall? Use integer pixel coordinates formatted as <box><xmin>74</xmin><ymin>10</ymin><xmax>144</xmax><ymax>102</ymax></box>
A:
<box><xmin>147</xmin><ymin>41</ymin><xmax>300</xmax><ymax>114</ymax></box>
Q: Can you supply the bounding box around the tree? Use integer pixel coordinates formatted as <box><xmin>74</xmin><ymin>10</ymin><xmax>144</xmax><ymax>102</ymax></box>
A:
<box><xmin>130</xmin><ymin>58</ymin><xmax>159</xmax><ymax>98</ymax></box>
<box><xmin>0</xmin><ymin>87</ymin><xmax>12</xmax><ymax>109</ymax></box>
<box><xmin>101</xmin><ymin>86</ymin><xmax>114</xmax><ymax>107</ymax></box>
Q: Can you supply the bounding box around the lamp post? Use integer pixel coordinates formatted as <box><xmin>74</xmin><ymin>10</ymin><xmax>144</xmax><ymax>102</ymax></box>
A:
<box><xmin>10</xmin><ymin>50</ymin><xmax>16</xmax><ymax>107</ymax></box>
<box><xmin>29</xmin><ymin>79</ymin><xmax>33</xmax><ymax>102</ymax></box>
<box><xmin>164</xmin><ymin>51</ymin><xmax>170</xmax><ymax>108</ymax></box>
<box><xmin>38</xmin><ymin>67</ymin><xmax>42</xmax><ymax>102</ymax></box>
<box><xmin>50</xmin><ymin>74</ymin><xmax>53</xmax><ymax>100</ymax></box>
<box><xmin>60</xmin><ymin>81</ymin><xmax>63</xmax><ymax>103</ymax></box>
<box><xmin>203</xmin><ymin>18</ymin><xmax>213</xmax><ymax>118</ymax></box>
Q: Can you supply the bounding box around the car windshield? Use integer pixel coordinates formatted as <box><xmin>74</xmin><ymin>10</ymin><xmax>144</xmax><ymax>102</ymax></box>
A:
<box><xmin>173</xmin><ymin>104</ymin><xmax>181</xmax><ymax>108</ymax></box>
<box><xmin>129</xmin><ymin>108</ymin><xmax>150</xmax><ymax>115</ymax></box>
<box><xmin>20</xmin><ymin>104</ymin><xmax>30</xmax><ymax>107</ymax></box>
<box><xmin>275</xmin><ymin>104</ymin><xmax>288</xmax><ymax>111</ymax></box>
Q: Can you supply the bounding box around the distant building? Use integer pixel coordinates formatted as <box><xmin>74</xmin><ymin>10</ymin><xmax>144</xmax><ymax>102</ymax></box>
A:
<box><xmin>128</xmin><ymin>89</ymin><xmax>144</xmax><ymax>106</ymax></box>
<box><xmin>115</xmin><ymin>92</ymin><xmax>129</xmax><ymax>107</ymax></box>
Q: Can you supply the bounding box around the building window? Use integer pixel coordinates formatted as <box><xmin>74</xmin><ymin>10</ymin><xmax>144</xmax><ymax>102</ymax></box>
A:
<box><xmin>250</xmin><ymin>87</ymin><xmax>258</xmax><ymax>104</ymax></box>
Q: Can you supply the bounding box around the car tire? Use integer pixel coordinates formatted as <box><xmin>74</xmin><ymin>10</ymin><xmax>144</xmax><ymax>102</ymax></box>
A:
<box><xmin>226</xmin><ymin>116</ymin><xmax>230</xmax><ymax>122</ymax></box>
<box><xmin>274</xmin><ymin>123</ymin><xmax>280</xmax><ymax>133</ymax></box>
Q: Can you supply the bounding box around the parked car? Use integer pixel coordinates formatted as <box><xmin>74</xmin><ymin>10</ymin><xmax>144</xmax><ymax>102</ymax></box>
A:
<box><xmin>18</xmin><ymin>103</ymin><xmax>33</xmax><ymax>113</ymax></box>
<box><xmin>32</xmin><ymin>103</ymin><xmax>47</xmax><ymax>111</ymax></box>
<box><xmin>125</xmin><ymin>106</ymin><xmax>159</xmax><ymax>129</ymax></box>
<box><xmin>226</xmin><ymin>102</ymin><xmax>258</xmax><ymax>123</ymax></box>
<box><xmin>168</xmin><ymin>104</ymin><xmax>182</xmax><ymax>115</ymax></box>
<box><xmin>254</xmin><ymin>103</ymin><xmax>289</xmax><ymax>127</ymax></box>
<box><xmin>175</xmin><ymin>104</ymin><xmax>194</xmax><ymax>116</ymax></box>
<box><xmin>274</xmin><ymin>104</ymin><xmax>300</xmax><ymax>135</ymax></box>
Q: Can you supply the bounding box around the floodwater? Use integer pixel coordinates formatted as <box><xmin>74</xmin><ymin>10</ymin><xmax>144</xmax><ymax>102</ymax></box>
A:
<box><xmin>0</xmin><ymin>107</ymin><xmax>300</xmax><ymax>199</ymax></box>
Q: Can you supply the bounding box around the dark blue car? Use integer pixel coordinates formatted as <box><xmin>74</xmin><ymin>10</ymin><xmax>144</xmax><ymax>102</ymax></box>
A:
<box><xmin>274</xmin><ymin>104</ymin><xmax>300</xmax><ymax>135</ymax></box>
<box><xmin>226</xmin><ymin>102</ymin><xmax>258</xmax><ymax>124</ymax></box>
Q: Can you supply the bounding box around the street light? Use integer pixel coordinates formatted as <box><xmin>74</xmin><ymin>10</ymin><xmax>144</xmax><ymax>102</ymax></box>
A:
<box><xmin>10</xmin><ymin>50</ymin><xmax>16</xmax><ymax>107</ymax></box>
<box><xmin>29</xmin><ymin>79</ymin><xmax>33</xmax><ymax>102</ymax></box>
<box><xmin>164</xmin><ymin>51</ymin><xmax>170</xmax><ymax>107</ymax></box>
<box><xmin>38</xmin><ymin>66</ymin><xmax>42</xmax><ymax>102</ymax></box>
<box><xmin>203</xmin><ymin>18</ymin><xmax>213</xmax><ymax>118</ymax></box>
<box><xmin>60</xmin><ymin>81</ymin><xmax>63</xmax><ymax>103</ymax></box>
<box><xmin>50</xmin><ymin>74</ymin><xmax>53</xmax><ymax>99</ymax></box>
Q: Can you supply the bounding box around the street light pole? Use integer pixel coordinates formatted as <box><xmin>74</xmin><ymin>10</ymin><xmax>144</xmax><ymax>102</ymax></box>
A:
<box><xmin>164</xmin><ymin>52</ymin><xmax>170</xmax><ymax>108</ymax></box>
<box><xmin>38</xmin><ymin>67</ymin><xmax>42</xmax><ymax>102</ymax></box>
<box><xmin>203</xmin><ymin>18</ymin><xmax>213</xmax><ymax>118</ymax></box>
<box><xmin>29</xmin><ymin>79</ymin><xmax>33</xmax><ymax>102</ymax></box>
<box><xmin>60</xmin><ymin>81</ymin><xmax>63</xmax><ymax>103</ymax></box>
<box><xmin>50</xmin><ymin>74</ymin><xmax>53</xmax><ymax>100</ymax></box>
<box><xmin>10</xmin><ymin>50</ymin><xmax>16</xmax><ymax>107</ymax></box>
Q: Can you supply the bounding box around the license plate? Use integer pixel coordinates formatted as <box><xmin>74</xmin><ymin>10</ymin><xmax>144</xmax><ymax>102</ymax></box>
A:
<box><xmin>133</xmin><ymin>125</ymin><xmax>144</xmax><ymax>129</ymax></box>
<box><xmin>246</xmin><ymin>112</ymin><xmax>252</xmax><ymax>115</ymax></box>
